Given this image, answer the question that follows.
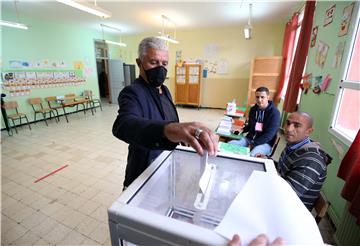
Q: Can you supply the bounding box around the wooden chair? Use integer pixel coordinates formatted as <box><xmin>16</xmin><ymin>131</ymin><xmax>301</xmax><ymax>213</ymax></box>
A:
<box><xmin>313</xmin><ymin>192</ymin><xmax>330</xmax><ymax>224</ymax></box>
<box><xmin>269</xmin><ymin>132</ymin><xmax>281</xmax><ymax>157</ymax></box>
<box><xmin>3</xmin><ymin>101</ymin><xmax>31</xmax><ymax>133</ymax></box>
<box><xmin>64</xmin><ymin>93</ymin><xmax>88</xmax><ymax>112</ymax></box>
<box><xmin>28</xmin><ymin>97</ymin><xmax>57</xmax><ymax>126</ymax></box>
<box><xmin>45</xmin><ymin>96</ymin><xmax>68</xmax><ymax>123</ymax></box>
<box><xmin>84</xmin><ymin>90</ymin><xmax>102</xmax><ymax>112</ymax></box>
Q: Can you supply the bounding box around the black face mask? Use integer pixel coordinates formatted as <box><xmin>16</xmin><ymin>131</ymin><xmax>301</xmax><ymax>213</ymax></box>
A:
<box><xmin>144</xmin><ymin>66</ymin><xmax>167</xmax><ymax>87</ymax></box>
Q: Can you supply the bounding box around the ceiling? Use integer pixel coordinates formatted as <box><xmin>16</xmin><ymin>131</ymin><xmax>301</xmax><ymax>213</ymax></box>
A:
<box><xmin>2</xmin><ymin>1</ymin><xmax>301</xmax><ymax>36</ymax></box>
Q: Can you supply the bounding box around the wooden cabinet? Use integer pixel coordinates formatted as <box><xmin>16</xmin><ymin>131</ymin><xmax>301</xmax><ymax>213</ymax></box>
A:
<box><xmin>247</xmin><ymin>56</ymin><xmax>283</xmax><ymax>107</ymax></box>
<box><xmin>175</xmin><ymin>64</ymin><xmax>201</xmax><ymax>107</ymax></box>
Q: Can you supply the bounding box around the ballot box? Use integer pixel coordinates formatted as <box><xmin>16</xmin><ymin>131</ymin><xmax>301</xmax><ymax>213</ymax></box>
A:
<box><xmin>108</xmin><ymin>146</ymin><xmax>276</xmax><ymax>245</ymax></box>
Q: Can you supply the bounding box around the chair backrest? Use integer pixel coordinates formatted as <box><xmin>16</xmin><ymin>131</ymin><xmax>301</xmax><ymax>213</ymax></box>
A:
<box><xmin>314</xmin><ymin>192</ymin><xmax>329</xmax><ymax>224</ymax></box>
<box><xmin>3</xmin><ymin>101</ymin><xmax>19</xmax><ymax>110</ymax></box>
<box><xmin>28</xmin><ymin>97</ymin><xmax>44</xmax><ymax>110</ymax></box>
<box><xmin>45</xmin><ymin>96</ymin><xmax>61</xmax><ymax>108</ymax></box>
<box><xmin>84</xmin><ymin>90</ymin><xmax>92</xmax><ymax>99</ymax></box>
<box><xmin>3</xmin><ymin>101</ymin><xmax>20</xmax><ymax>114</ymax></box>
<box><xmin>28</xmin><ymin>97</ymin><xmax>42</xmax><ymax>105</ymax></box>
<box><xmin>269</xmin><ymin>132</ymin><xmax>281</xmax><ymax>157</ymax></box>
<box><xmin>65</xmin><ymin>93</ymin><xmax>76</xmax><ymax>97</ymax></box>
<box><xmin>45</xmin><ymin>96</ymin><xmax>57</xmax><ymax>102</ymax></box>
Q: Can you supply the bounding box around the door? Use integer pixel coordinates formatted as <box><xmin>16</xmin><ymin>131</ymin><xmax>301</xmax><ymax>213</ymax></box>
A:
<box><xmin>108</xmin><ymin>59</ymin><xmax>124</xmax><ymax>104</ymax></box>
<box><xmin>175</xmin><ymin>65</ymin><xmax>188</xmax><ymax>104</ymax></box>
<box><xmin>187</xmin><ymin>65</ymin><xmax>201</xmax><ymax>106</ymax></box>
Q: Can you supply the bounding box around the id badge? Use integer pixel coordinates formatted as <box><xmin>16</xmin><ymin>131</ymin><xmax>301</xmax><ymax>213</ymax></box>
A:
<box><xmin>255</xmin><ymin>122</ymin><xmax>263</xmax><ymax>132</ymax></box>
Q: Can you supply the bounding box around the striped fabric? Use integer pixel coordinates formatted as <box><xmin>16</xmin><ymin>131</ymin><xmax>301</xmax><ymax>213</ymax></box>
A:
<box><xmin>277</xmin><ymin>141</ymin><xmax>329</xmax><ymax>210</ymax></box>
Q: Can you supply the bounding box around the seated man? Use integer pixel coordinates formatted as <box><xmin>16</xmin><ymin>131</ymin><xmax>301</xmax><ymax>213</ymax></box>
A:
<box><xmin>275</xmin><ymin>111</ymin><xmax>331</xmax><ymax>210</ymax></box>
<box><xmin>229</xmin><ymin>86</ymin><xmax>280</xmax><ymax>157</ymax></box>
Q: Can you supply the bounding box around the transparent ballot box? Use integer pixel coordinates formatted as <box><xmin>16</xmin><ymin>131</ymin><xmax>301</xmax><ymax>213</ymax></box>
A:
<box><xmin>108</xmin><ymin>146</ymin><xmax>276</xmax><ymax>245</ymax></box>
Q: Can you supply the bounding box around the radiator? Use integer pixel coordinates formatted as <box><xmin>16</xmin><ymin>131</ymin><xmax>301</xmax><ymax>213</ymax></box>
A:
<box><xmin>335</xmin><ymin>204</ymin><xmax>360</xmax><ymax>246</ymax></box>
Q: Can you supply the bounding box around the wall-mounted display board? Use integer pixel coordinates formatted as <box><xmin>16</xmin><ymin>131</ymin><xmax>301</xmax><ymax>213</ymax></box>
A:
<box><xmin>1</xmin><ymin>70</ymin><xmax>86</xmax><ymax>97</ymax></box>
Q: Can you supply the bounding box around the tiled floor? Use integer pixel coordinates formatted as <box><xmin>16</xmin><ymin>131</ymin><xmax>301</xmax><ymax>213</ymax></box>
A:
<box><xmin>1</xmin><ymin>103</ymin><xmax>335</xmax><ymax>245</ymax></box>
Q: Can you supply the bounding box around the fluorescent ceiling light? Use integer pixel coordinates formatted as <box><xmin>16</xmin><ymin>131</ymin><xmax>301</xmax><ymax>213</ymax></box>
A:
<box><xmin>0</xmin><ymin>20</ymin><xmax>28</xmax><ymax>30</ymax></box>
<box><xmin>158</xmin><ymin>14</ymin><xmax>179</xmax><ymax>44</ymax></box>
<box><xmin>244</xmin><ymin>25</ymin><xmax>252</xmax><ymax>40</ymax></box>
<box><xmin>104</xmin><ymin>40</ymin><xmax>127</xmax><ymax>47</ymax></box>
<box><xmin>100</xmin><ymin>24</ymin><xmax>127</xmax><ymax>47</ymax></box>
<box><xmin>56</xmin><ymin>0</ymin><xmax>111</xmax><ymax>18</ymax></box>
<box><xmin>244</xmin><ymin>3</ymin><xmax>253</xmax><ymax>40</ymax></box>
<box><xmin>157</xmin><ymin>35</ymin><xmax>179</xmax><ymax>44</ymax></box>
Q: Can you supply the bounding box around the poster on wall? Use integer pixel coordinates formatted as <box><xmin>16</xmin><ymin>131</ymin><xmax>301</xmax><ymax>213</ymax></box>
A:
<box><xmin>312</xmin><ymin>75</ymin><xmax>323</xmax><ymax>94</ymax></box>
<box><xmin>338</xmin><ymin>2</ymin><xmax>355</xmax><ymax>37</ymax></box>
<box><xmin>217</xmin><ymin>59</ymin><xmax>229</xmax><ymax>75</ymax></box>
<box><xmin>175</xmin><ymin>50</ymin><xmax>182</xmax><ymax>65</ymax></box>
<box><xmin>315</xmin><ymin>41</ymin><xmax>330</xmax><ymax>68</ymax></box>
<box><xmin>324</xmin><ymin>4</ymin><xmax>336</xmax><ymax>27</ymax></box>
<box><xmin>310</xmin><ymin>26</ymin><xmax>318</xmax><ymax>47</ymax></box>
<box><xmin>204</xmin><ymin>43</ymin><xmax>219</xmax><ymax>59</ymax></box>
<box><xmin>73</xmin><ymin>61</ymin><xmax>84</xmax><ymax>70</ymax></box>
<box><xmin>9</xmin><ymin>60</ymin><xmax>22</xmax><ymax>68</ymax></box>
<box><xmin>332</xmin><ymin>41</ymin><xmax>346</xmax><ymax>68</ymax></box>
<box><xmin>301</xmin><ymin>73</ymin><xmax>312</xmax><ymax>94</ymax></box>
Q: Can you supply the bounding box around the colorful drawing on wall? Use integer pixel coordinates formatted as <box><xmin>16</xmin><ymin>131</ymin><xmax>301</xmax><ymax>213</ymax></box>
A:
<box><xmin>175</xmin><ymin>50</ymin><xmax>182</xmax><ymax>64</ymax></box>
<box><xmin>315</xmin><ymin>41</ymin><xmax>330</xmax><ymax>68</ymax></box>
<box><xmin>339</xmin><ymin>2</ymin><xmax>355</xmax><ymax>37</ymax></box>
<box><xmin>42</xmin><ymin>59</ymin><xmax>50</xmax><ymax>68</ymax></box>
<box><xmin>312</xmin><ymin>75</ymin><xmax>323</xmax><ymax>95</ymax></box>
<box><xmin>84</xmin><ymin>67</ymin><xmax>93</xmax><ymax>76</ymax></box>
<box><xmin>9</xmin><ymin>60</ymin><xmax>23</xmax><ymax>68</ymax></box>
<box><xmin>310</xmin><ymin>26</ymin><xmax>318</xmax><ymax>47</ymax></box>
<box><xmin>320</xmin><ymin>74</ymin><xmax>332</xmax><ymax>92</ymax></box>
<box><xmin>73</xmin><ymin>61</ymin><xmax>84</xmax><ymax>70</ymax></box>
<box><xmin>324</xmin><ymin>4</ymin><xmax>336</xmax><ymax>27</ymax></box>
<box><xmin>301</xmin><ymin>73</ymin><xmax>312</xmax><ymax>94</ymax></box>
<box><xmin>332</xmin><ymin>41</ymin><xmax>346</xmax><ymax>68</ymax></box>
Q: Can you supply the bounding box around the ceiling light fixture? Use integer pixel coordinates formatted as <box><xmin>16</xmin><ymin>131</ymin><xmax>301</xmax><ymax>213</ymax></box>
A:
<box><xmin>0</xmin><ymin>1</ymin><xmax>28</xmax><ymax>30</ymax></box>
<box><xmin>56</xmin><ymin>0</ymin><xmax>111</xmax><ymax>18</ymax></box>
<box><xmin>244</xmin><ymin>3</ymin><xmax>252</xmax><ymax>40</ymax></box>
<box><xmin>157</xmin><ymin>15</ymin><xmax>179</xmax><ymax>44</ymax></box>
<box><xmin>100</xmin><ymin>24</ymin><xmax>127</xmax><ymax>47</ymax></box>
<box><xmin>0</xmin><ymin>20</ymin><xmax>28</xmax><ymax>30</ymax></box>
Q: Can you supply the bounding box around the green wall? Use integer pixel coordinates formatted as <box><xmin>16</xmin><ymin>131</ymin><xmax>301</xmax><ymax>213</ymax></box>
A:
<box><xmin>299</xmin><ymin>1</ymin><xmax>359</xmax><ymax>227</ymax></box>
<box><xmin>1</xmin><ymin>13</ymin><xmax>122</xmax><ymax>126</ymax></box>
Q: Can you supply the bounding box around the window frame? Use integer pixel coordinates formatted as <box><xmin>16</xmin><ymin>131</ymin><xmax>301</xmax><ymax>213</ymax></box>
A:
<box><xmin>329</xmin><ymin>4</ymin><xmax>360</xmax><ymax>146</ymax></box>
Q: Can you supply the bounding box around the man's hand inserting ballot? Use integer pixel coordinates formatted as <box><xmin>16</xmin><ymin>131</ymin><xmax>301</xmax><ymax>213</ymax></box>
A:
<box><xmin>164</xmin><ymin>122</ymin><xmax>218</xmax><ymax>156</ymax></box>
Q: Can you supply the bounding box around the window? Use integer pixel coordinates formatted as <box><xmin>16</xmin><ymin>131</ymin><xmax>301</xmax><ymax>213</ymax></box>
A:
<box><xmin>330</xmin><ymin>10</ymin><xmax>360</xmax><ymax>145</ymax></box>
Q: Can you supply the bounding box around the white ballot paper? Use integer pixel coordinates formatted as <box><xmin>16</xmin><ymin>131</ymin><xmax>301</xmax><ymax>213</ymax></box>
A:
<box><xmin>215</xmin><ymin>171</ymin><xmax>323</xmax><ymax>245</ymax></box>
<box><xmin>194</xmin><ymin>152</ymin><xmax>216</xmax><ymax>210</ymax></box>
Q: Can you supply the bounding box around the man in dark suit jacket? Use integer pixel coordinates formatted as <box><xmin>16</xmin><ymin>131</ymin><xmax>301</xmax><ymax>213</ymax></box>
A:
<box><xmin>112</xmin><ymin>37</ymin><xmax>217</xmax><ymax>188</ymax></box>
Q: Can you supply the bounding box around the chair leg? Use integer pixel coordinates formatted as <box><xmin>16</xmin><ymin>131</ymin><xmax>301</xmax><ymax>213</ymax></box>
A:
<box><xmin>25</xmin><ymin>116</ymin><xmax>31</xmax><ymax>130</ymax></box>
<box><xmin>54</xmin><ymin>109</ymin><xmax>60</xmax><ymax>122</ymax></box>
<box><xmin>82</xmin><ymin>103</ymin><xmax>86</xmax><ymax>114</ymax></box>
<box><xmin>63</xmin><ymin>107</ymin><xmax>69</xmax><ymax>123</ymax></box>
<box><xmin>34</xmin><ymin>113</ymin><xmax>37</xmax><ymax>124</ymax></box>
<box><xmin>11</xmin><ymin>119</ymin><xmax>18</xmax><ymax>134</ymax></box>
<box><xmin>51</xmin><ymin>111</ymin><xmax>58</xmax><ymax>123</ymax></box>
<box><xmin>98</xmin><ymin>101</ymin><xmax>103</xmax><ymax>111</ymax></box>
<box><xmin>42</xmin><ymin>113</ymin><xmax>48</xmax><ymax>126</ymax></box>
<box><xmin>88</xmin><ymin>102</ymin><xmax>94</xmax><ymax>115</ymax></box>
